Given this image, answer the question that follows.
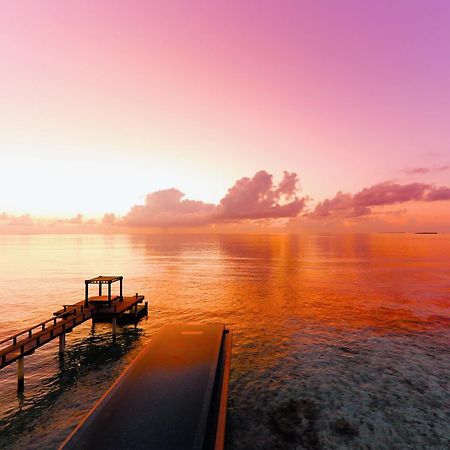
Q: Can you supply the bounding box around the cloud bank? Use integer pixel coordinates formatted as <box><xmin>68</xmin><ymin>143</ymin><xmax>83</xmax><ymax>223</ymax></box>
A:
<box><xmin>122</xmin><ymin>188</ymin><xmax>216</xmax><ymax>227</ymax></box>
<box><xmin>0</xmin><ymin>213</ymin><xmax>34</xmax><ymax>227</ymax></box>
<box><xmin>2</xmin><ymin>170</ymin><xmax>450</xmax><ymax>233</ymax></box>
<box><xmin>121</xmin><ymin>171</ymin><xmax>306</xmax><ymax>227</ymax></box>
<box><xmin>311</xmin><ymin>181</ymin><xmax>450</xmax><ymax>218</ymax></box>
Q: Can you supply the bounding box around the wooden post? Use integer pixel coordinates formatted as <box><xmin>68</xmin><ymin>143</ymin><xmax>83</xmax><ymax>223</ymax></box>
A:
<box><xmin>120</xmin><ymin>277</ymin><xmax>123</xmax><ymax>300</ymax></box>
<box><xmin>59</xmin><ymin>333</ymin><xmax>65</xmax><ymax>356</ymax></box>
<box><xmin>17</xmin><ymin>357</ymin><xmax>24</xmax><ymax>391</ymax></box>
<box><xmin>85</xmin><ymin>281</ymin><xmax>89</xmax><ymax>307</ymax></box>
<box><xmin>99</xmin><ymin>283</ymin><xmax>102</xmax><ymax>296</ymax></box>
<box><xmin>108</xmin><ymin>283</ymin><xmax>111</xmax><ymax>305</ymax></box>
<box><xmin>112</xmin><ymin>317</ymin><xmax>117</xmax><ymax>337</ymax></box>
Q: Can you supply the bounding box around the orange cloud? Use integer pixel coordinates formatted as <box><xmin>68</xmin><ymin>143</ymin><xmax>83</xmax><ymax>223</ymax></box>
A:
<box><xmin>0</xmin><ymin>213</ymin><xmax>34</xmax><ymax>226</ymax></box>
<box><xmin>2</xmin><ymin>173</ymin><xmax>450</xmax><ymax>233</ymax></box>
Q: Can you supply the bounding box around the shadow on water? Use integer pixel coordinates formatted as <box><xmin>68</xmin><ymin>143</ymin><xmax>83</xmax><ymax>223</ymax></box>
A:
<box><xmin>0</xmin><ymin>326</ymin><xmax>143</xmax><ymax>447</ymax></box>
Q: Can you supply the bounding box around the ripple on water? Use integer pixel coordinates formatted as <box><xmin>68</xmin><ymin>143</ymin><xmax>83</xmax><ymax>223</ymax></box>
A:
<box><xmin>0</xmin><ymin>233</ymin><xmax>449</xmax><ymax>449</ymax></box>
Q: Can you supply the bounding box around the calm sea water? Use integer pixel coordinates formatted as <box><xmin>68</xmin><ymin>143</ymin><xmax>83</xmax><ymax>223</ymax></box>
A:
<box><xmin>0</xmin><ymin>233</ymin><xmax>449</xmax><ymax>449</ymax></box>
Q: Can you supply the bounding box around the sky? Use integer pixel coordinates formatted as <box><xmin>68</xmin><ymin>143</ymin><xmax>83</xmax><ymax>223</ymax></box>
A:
<box><xmin>1</xmin><ymin>1</ymin><xmax>450</xmax><ymax>232</ymax></box>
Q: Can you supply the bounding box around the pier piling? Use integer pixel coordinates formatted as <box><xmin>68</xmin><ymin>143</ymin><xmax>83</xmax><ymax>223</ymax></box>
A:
<box><xmin>59</xmin><ymin>333</ymin><xmax>66</xmax><ymax>356</ymax></box>
<box><xmin>112</xmin><ymin>317</ymin><xmax>117</xmax><ymax>336</ymax></box>
<box><xmin>17</xmin><ymin>357</ymin><xmax>24</xmax><ymax>391</ymax></box>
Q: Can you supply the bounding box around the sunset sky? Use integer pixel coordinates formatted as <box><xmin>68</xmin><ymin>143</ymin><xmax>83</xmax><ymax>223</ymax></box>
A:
<box><xmin>1</xmin><ymin>1</ymin><xmax>450</xmax><ymax>231</ymax></box>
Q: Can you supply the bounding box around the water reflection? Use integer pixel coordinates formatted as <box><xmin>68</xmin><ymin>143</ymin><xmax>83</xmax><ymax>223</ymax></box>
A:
<box><xmin>0</xmin><ymin>233</ymin><xmax>448</xmax><ymax>449</ymax></box>
<box><xmin>0</xmin><ymin>325</ymin><xmax>143</xmax><ymax>448</ymax></box>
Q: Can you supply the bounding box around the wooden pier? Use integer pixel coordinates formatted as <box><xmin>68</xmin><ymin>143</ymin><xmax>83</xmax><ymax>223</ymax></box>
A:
<box><xmin>0</xmin><ymin>276</ymin><xmax>147</xmax><ymax>390</ymax></box>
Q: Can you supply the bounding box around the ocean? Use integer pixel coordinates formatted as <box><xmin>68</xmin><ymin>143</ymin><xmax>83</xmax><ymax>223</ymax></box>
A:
<box><xmin>0</xmin><ymin>233</ymin><xmax>449</xmax><ymax>449</ymax></box>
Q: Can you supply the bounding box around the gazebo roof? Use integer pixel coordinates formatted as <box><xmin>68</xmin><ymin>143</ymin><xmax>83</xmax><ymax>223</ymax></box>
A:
<box><xmin>85</xmin><ymin>276</ymin><xmax>122</xmax><ymax>284</ymax></box>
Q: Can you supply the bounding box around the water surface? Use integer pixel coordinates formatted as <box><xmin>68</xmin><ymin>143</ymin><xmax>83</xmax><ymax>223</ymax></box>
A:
<box><xmin>0</xmin><ymin>233</ymin><xmax>449</xmax><ymax>449</ymax></box>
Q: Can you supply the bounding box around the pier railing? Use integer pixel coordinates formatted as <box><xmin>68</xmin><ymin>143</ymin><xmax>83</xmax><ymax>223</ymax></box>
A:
<box><xmin>0</xmin><ymin>305</ymin><xmax>93</xmax><ymax>369</ymax></box>
<box><xmin>0</xmin><ymin>291</ymin><xmax>146</xmax><ymax>391</ymax></box>
<box><xmin>0</xmin><ymin>304</ymin><xmax>88</xmax><ymax>348</ymax></box>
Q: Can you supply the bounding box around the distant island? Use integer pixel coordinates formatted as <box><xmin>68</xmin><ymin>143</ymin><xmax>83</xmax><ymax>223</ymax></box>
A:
<box><xmin>414</xmin><ymin>232</ymin><xmax>438</xmax><ymax>235</ymax></box>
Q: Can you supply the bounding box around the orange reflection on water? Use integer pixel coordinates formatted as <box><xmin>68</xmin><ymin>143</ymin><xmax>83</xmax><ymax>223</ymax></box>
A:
<box><xmin>0</xmin><ymin>233</ymin><xmax>448</xmax><ymax>342</ymax></box>
<box><xmin>0</xmin><ymin>233</ymin><xmax>449</xmax><ymax>449</ymax></box>
<box><xmin>215</xmin><ymin>233</ymin><xmax>450</xmax><ymax>339</ymax></box>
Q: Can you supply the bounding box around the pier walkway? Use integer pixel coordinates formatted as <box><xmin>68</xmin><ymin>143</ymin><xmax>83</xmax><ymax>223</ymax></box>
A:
<box><xmin>0</xmin><ymin>304</ymin><xmax>93</xmax><ymax>369</ymax></box>
<box><xmin>0</xmin><ymin>276</ymin><xmax>146</xmax><ymax>390</ymax></box>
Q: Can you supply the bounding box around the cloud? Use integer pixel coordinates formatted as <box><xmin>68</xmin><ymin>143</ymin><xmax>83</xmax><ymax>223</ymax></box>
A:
<box><xmin>404</xmin><ymin>165</ymin><xmax>450</xmax><ymax>175</ymax></box>
<box><xmin>8</xmin><ymin>215</ymin><xmax>34</xmax><ymax>226</ymax></box>
<box><xmin>48</xmin><ymin>213</ymin><xmax>98</xmax><ymax>227</ymax></box>
<box><xmin>52</xmin><ymin>213</ymin><xmax>85</xmax><ymax>225</ymax></box>
<box><xmin>311</xmin><ymin>181</ymin><xmax>450</xmax><ymax>218</ymax></box>
<box><xmin>2</xmin><ymin>171</ymin><xmax>448</xmax><ymax>233</ymax></box>
<box><xmin>425</xmin><ymin>186</ymin><xmax>450</xmax><ymax>201</ymax></box>
<box><xmin>216</xmin><ymin>171</ymin><xmax>306</xmax><ymax>220</ymax></box>
<box><xmin>312</xmin><ymin>191</ymin><xmax>371</xmax><ymax>218</ymax></box>
<box><xmin>121</xmin><ymin>171</ymin><xmax>306</xmax><ymax>227</ymax></box>
<box><xmin>353</xmin><ymin>182</ymin><xmax>429</xmax><ymax>206</ymax></box>
<box><xmin>421</xmin><ymin>151</ymin><xmax>443</xmax><ymax>158</ymax></box>
<box><xmin>0</xmin><ymin>212</ymin><xmax>101</xmax><ymax>233</ymax></box>
<box><xmin>102</xmin><ymin>213</ymin><xmax>117</xmax><ymax>225</ymax></box>
<box><xmin>66</xmin><ymin>214</ymin><xmax>84</xmax><ymax>224</ymax></box>
<box><xmin>122</xmin><ymin>188</ymin><xmax>216</xmax><ymax>227</ymax></box>
<box><xmin>0</xmin><ymin>213</ymin><xmax>34</xmax><ymax>226</ymax></box>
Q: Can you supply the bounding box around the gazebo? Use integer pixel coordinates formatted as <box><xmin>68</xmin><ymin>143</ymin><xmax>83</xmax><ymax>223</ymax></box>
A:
<box><xmin>85</xmin><ymin>276</ymin><xmax>123</xmax><ymax>306</ymax></box>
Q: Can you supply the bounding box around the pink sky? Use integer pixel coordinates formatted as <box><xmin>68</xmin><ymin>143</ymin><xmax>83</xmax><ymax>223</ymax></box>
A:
<box><xmin>1</xmin><ymin>1</ymin><xmax>450</xmax><ymax>231</ymax></box>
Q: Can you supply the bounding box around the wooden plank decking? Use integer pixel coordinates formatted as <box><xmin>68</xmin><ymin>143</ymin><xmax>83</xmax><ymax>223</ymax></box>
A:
<box><xmin>90</xmin><ymin>295</ymin><xmax>145</xmax><ymax>316</ymax></box>
<box><xmin>54</xmin><ymin>295</ymin><xmax>145</xmax><ymax>317</ymax></box>
<box><xmin>0</xmin><ymin>305</ymin><xmax>93</xmax><ymax>369</ymax></box>
<box><xmin>0</xmin><ymin>296</ymin><xmax>145</xmax><ymax>371</ymax></box>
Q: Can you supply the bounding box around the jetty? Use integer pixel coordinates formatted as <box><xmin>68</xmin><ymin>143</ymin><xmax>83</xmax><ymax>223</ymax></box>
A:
<box><xmin>61</xmin><ymin>323</ymin><xmax>232</xmax><ymax>450</ymax></box>
<box><xmin>0</xmin><ymin>276</ymin><xmax>147</xmax><ymax>390</ymax></box>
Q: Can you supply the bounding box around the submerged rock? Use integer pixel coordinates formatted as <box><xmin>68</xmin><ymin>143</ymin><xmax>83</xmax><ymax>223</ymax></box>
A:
<box><xmin>331</xmin><ymin>417</ymin><xmax>359</xmax><ymax>437</ymax></box>
<box><xmin>338</xmin><ymin>346</ymin><xmax>359</xmax><ymax>354</ymax></box>
<box><xmin>270</xmin><ymin>398</ymin><xmax>319</xmax><ymax>448</ymax></box>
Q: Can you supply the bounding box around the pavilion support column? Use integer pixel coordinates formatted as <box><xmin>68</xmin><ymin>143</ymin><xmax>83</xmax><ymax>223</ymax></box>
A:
<box><xmin>85</xmin><ymin>282</ymin><xmax>89</xmax><ymax>307</ymax></box>
<box><xmin>59</xmin><ymin>333</ymin><xmax>66</xmax><ymax>356</ymax></box>
<box><xmin>17</xmin><ymin>357</ymin><xmax>24</xmax><ymax>391</ymax></box>
<box><xmin>120</xmin><ymin>278</ymin><xmax>123</xmax><ymax>300</ymax></box>
<box><xmin>112</xmin><ymin>317</ymin><xmax>117</xmax><ymax>337</ymax></box>
<box><xmin>108</xmin><ymin>283</ymin><xmax>111</xmax><ymax>305</ymax></box>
